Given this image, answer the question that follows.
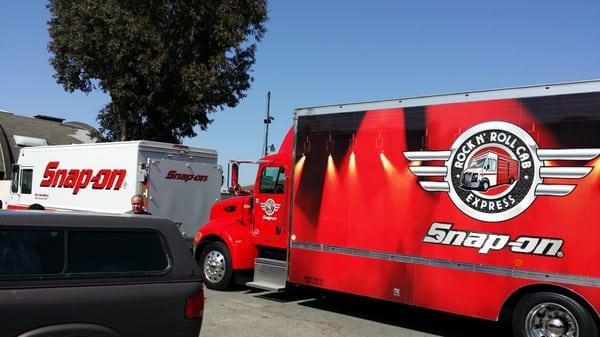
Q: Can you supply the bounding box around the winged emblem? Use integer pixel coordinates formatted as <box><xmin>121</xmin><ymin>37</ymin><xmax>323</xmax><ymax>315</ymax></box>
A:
<box><xmin>403</xmin><ymin>121</ymin><xmax>600</xmax><ymax>222</ymax></box>
<box><xmin>260</xmin><ymin>198</ymin><xmax>281</xmax><ymax>216</ymax></box>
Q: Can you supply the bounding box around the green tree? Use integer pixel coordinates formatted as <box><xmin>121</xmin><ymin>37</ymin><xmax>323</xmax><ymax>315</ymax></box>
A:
<box><xmin>48</xmin><ymin>0</ymin><xmax>268</xmax><ymax>142</ymax></box>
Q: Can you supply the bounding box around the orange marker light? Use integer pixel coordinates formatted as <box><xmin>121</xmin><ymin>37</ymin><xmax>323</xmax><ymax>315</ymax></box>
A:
<box><xmin>380</xmin><ymin>153</ymin><xmax>395</xmax><ymax>175</ymax></box>
<box><xmin>349</xmin><ymin>151</ymin><xmax>357</xmax><ymax>177</ymax></box>
<box><xmin>327</xmin><ymin>154</ymin><xmax>336</xmax><ymax>176</ymax></box>
<box><xmin>295</xmin><ymin>155</ymin><xmax>306</xmax><ymax>177</ymax></box>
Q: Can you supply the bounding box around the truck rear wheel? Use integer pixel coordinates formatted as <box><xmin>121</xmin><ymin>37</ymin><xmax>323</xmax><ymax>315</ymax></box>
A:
<box><xmin>512</xmin><ymin>292</ymin><xmax>598</xmax><ymax>337</ymax></box>
<box><xmin>199</xmin><ymin>242</ymin><xmax>233</xmax><ymax>290</ymax></box>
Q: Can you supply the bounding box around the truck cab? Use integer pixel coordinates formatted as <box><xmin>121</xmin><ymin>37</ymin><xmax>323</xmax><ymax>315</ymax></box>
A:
<box><xmin>460</xmin><ymin>150</ymin><xmax>519</xmax><ymax>191</ymax></box>
<box><xmin>194</xmin><ymin>129</ymin><xmax>293</xmax><ymax>290</ymax></box>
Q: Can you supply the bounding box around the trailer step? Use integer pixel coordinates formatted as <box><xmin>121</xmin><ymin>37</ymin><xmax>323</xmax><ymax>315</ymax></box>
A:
<box><xmin>246</xmin><ymin>258</ymin><xmax>288</xmax><ymax>291</ymax></box>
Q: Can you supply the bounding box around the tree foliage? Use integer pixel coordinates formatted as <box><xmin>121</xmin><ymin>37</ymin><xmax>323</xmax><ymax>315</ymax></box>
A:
<box><xmin>48</xmin><ymin>0</ymin><xmax>268</xmax><ymax>142</ymax></box>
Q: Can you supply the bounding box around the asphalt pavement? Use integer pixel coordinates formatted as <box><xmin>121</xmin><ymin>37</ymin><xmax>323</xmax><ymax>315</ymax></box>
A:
<box><xmin>200</xmin><ymin>286</ymin><xmax>511</xmax><ymax>337</ymax></box>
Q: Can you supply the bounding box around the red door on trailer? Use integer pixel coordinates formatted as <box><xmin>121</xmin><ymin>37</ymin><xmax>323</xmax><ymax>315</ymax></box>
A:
<box><xmin>508</xmin><ymin>158</ymin><xmax>518</xmax><ymax>182</ymax></box>
<box><xmin>497</xmin><ymin>157</ymin><xmax>509</xmax><ymax>184</ymax></box>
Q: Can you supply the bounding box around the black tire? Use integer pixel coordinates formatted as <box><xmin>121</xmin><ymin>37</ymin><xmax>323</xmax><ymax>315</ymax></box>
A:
<box><xmin>509</xmin><ymin>177</ymin><xmax>515</xmax><ymax>184</ymax></box>
<box><xmin>198</xmin><ymin>242</ymin><xmax>233</xmax><ymax>290</ymax></box>
<box><xmin>512</xmin><ymin>292</ymin><xmax>598</xmax><ymax>337</ymax></box>
<box><xmin>482</xmin><ymin>180</ymin><xmax>490</xmax><ymax>191</ymax></box>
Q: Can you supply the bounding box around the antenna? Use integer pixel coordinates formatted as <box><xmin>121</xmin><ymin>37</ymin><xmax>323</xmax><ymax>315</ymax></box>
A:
<box><xmin>263</xmin><ymin>91</ymin><xmax>274</xmax><ymax>156</ymax></box>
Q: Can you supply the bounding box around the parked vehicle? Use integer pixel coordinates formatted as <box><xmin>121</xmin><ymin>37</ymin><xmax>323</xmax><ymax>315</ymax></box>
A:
<box><xmin>195</xmin><ymin>80</ymin><xmax>600</xmax><ymax>337</ymax></box>
<box><xmin>8</xmin><ymin>141</ymin><xmax>222</xmax><ymax>240</ymax></box>
<box><xmin>0</xmin><ymin>210</ymin><xmax>203</xmax><ymax>337</ymax></box>
<box><xmin>460</xmin><ymin>149</ymin><xmax>519</xmax><ymax>191</ymax></box>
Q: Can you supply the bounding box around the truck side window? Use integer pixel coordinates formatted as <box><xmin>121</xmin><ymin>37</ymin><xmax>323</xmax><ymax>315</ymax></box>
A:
<box><xmin>259</xmin><ymin>167</ymin><xmax>285</xmax><ymax>194</ymax></box>
<box><xmin>20</xmin><ymin>169</ymin><xmax>33</xmax><ymax>195</ymax></box>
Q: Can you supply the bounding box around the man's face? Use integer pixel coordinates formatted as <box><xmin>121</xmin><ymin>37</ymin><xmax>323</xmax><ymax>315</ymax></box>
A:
<box><xmin>131</xmin><ymin>197</ymin><xmax>144</xmax><ymax>214</ymax></box>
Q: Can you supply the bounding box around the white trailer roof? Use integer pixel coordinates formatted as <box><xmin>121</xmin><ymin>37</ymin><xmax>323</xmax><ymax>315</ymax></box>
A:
<box><xmin>18</xmin><ymin>140</ymin><xmax>217</xmax><ymax>159</ymax></box>
<box><xmin>294</xmin><ymin>79</ymin><xmax>600</xmax><ymax>117</ymax></box>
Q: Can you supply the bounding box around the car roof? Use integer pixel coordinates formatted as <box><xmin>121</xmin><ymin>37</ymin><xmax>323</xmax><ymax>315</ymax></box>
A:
<box><xmin>0</xmin><ymin>210</ymin><xmax>175</xmax><ymax>230</ymax></box>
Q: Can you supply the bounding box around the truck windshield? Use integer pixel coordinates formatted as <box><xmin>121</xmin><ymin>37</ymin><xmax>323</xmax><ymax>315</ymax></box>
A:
<box><xmin>469</xmin><ymin>158</ymin><xmax>486</xmax><ymax>169</ymax></box>
<box><xmin>10</xmin><ymin>167</ymin><xmax>19</xmax><ymax>193</ymax></box>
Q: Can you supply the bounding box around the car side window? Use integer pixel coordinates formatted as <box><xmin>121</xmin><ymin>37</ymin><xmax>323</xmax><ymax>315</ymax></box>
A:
<box><xmin>259</xmin><ymin>167</ymin><xmax>285</xmax><ymax>194</ymax></box>
<box><xmin>68</xmin><ymin>230</ymin><xmax>169</xmax><ymax>274</ymax></box>
<box><xmin>0</xmin><ymin>229</ymin><xmax>65</xmax><ymax>276</ymax></box>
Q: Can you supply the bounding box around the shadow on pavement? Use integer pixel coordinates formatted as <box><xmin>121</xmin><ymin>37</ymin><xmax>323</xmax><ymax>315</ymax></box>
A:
<box><xmin>256</xmin><ymin>286</ymin><xmax>510</xmax><ymax>337</ymax></box>
<box><xmin>255</xmin><ymin>285</ymin><xmax>321</xmax><ymax>303</ymax></box>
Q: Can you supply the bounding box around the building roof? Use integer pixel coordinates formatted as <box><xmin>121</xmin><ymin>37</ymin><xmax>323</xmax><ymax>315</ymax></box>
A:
<box><xmin>0</xmin><ymin>111</ymin><xmax>101</xmax><ymax>178</ymax></box>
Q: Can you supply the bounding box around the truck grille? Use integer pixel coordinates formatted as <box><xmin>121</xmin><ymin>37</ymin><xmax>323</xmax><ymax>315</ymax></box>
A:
<box><xmin>462</xmin><ymin>172</ymin><xmax>471</xmax><ymax>185</ymax></box>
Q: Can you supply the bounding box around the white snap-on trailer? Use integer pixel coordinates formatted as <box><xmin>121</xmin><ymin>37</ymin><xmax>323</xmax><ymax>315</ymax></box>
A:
<box><xmin>8</xmin><ymin>141</ymin><xmax>222</xmax><ymax>239</ymax></box>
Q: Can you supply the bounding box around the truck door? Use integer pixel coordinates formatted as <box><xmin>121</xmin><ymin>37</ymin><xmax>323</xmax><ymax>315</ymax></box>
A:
<box><xmin>252</xmin><ymin>164</ymin><xmax>287</xmax><ymax>244</ymax></box>
<box><xmin>8</xmin><ymin>165</ymin><xmax>34</xmax><ymax>208</ymax></box>
<box><xmin>146</xmin><ymin>159</ymin><xmax>221</xmax><ymax>240</ymax></box>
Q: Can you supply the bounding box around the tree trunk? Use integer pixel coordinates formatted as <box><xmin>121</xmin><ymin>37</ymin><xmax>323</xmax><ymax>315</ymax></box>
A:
<box><xmin>113</xmin><ymin>101</ymin><xmax>127</xmax><ymax>141</ymax></box>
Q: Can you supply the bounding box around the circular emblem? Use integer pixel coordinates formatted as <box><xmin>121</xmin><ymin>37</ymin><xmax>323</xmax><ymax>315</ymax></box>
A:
<box><xmin>445</xmin><ymin>122</ymin><xmax>542</xmax><ymax>222</ymax></box>
<box><xmin>263</xmin><ymin>199</ymin><xmax>277</xmax><ymax>216</ymax></box>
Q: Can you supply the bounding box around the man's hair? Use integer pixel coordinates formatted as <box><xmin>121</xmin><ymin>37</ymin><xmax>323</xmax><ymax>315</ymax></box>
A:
<box><xmin>131</xmin><ymin>194</ymin><xmax>143</xmax><ymax>201</ymax></box>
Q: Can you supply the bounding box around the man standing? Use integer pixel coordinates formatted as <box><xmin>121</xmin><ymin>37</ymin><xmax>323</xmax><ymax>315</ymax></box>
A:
<box><xmin>126</xmin><ymin>194</ymin><xmax>152</xmax><ymax>215</ymax></box>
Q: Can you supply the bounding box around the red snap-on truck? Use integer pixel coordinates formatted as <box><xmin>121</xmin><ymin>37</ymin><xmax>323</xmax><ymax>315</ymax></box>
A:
<box><xmin>195</xmin><ymin>80</ymin><xmax>600</xmax><ymax>337</ymax></box>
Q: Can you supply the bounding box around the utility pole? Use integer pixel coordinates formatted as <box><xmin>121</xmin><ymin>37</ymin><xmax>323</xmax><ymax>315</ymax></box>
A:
<box><xmin>263</xmin><ymin>91</ymin><xmax>274</xmax><ymax>156</ymax></box>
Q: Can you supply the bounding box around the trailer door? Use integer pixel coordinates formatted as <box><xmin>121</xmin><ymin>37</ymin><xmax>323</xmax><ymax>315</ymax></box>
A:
<box><xmin>146</xmin><ymin>159</ymin><xmax>221</xmax><ymax>239</ymax></box>
<box><xmin>252</xmin><ymin>164</ymin><xmax>287</xmax><ymax>244</ymax></box>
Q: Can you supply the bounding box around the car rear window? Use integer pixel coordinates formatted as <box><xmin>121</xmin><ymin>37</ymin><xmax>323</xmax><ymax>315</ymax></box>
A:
<box><xmin>68</xmin><ymin>230</ymin><xmax>169</xmax><ymax>274</ymax></box>
<box><xmin>0</xmin><ymin>229</ymin><xmax>65</xmax><ymax>276</ymax></box>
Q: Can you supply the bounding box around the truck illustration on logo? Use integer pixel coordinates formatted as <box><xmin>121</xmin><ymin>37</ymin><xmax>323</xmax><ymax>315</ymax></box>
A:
<box><xmin>460</xmin><ymin>150</ymin><xmax>519</xmax><ymax>191</ymax></box>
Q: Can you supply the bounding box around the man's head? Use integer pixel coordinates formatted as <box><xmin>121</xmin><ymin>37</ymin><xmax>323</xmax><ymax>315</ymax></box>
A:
<box><xmin>130</xmin><ymin>194</ymin><xmax>145</xmax><ymax>214</ymax></box>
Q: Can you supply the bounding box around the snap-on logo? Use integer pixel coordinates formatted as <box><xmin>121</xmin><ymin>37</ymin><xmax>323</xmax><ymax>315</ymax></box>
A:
<box><xmin>260</xmin><ymin>198</ymin><xmax>280</xmax><ymax>216</ymax></box>
<box><xmin>40</xmin><ymin>161</ymin><xmax>126</xmax><ymax>194</ymax></box>
<box><xmin>165</xmin><ymin>170</ymin><xmax>208</xmax><ymax>182</ymax></box>
<box><xmin>424</xmin><ymin>222</ymin><xmax>564</xmax><ymax>257</ymax></box>
<box><xmin>405</xmin><ymin>122</ymin><xmax>600</xmax><ymax>222</ymax></box>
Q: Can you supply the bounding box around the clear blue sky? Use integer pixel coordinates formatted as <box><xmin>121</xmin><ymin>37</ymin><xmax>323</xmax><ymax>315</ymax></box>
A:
<box><xmin>1</xmin><ymin>1</ymin><xmax>600</xmax><ymax>184</ymax></box>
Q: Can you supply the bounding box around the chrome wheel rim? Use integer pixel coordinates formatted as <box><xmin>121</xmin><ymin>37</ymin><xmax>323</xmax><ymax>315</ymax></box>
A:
<box><xmin>203</xmin><ymin>250</ymin><xmax>226</xmax><ymax>284</ymax></box>
<box><xmin>525</xmin><ymin>302</ymin><xmax>578</xmax><ymax>337</ymax></box>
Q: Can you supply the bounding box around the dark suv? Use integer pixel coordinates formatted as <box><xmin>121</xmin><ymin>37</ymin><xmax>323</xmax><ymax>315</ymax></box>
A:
<box><xmin>0</xmin><ymin>211</ymin><xmax>203</xmax><ymax>337</ymax></box>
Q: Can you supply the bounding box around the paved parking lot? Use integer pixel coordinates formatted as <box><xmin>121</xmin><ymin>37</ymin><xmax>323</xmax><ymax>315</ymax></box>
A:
<box><xmin>200</xmin><ymin>286</ymin><xmax>510</xmax><ymax>337</ymax></box>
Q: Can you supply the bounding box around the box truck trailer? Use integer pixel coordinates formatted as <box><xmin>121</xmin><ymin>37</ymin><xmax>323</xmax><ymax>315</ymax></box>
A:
<box><xmin>8</xmin><ymin>141</ymin><xmax>222</xmax><ymax>240</ymax></box>
<box><xmin>194</xmin><ymin>80</ymin><xmax>600</xmax><ymax>337</ymax></box>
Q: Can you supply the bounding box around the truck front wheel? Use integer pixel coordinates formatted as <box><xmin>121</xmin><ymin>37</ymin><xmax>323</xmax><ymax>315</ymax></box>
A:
<box><xmin>481</xmin><ymin>180</ymin><xmax>490</xmax><ymax>191</ymax></box>
<box><xmin>199</xmin><ymin>242</ymin><xmax>233</xmax><ymax>290</ymax></box>
<box><xmin>512</xmin><ymin>292</ymin><xmax>598</xmax><ymax>337</ymax></box>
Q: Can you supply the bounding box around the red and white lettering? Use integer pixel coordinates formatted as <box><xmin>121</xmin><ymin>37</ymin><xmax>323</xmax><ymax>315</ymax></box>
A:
<box><xmin>39</xmin><ymin>162</ymin><xmax>127</xmax><ymax>194</ymax></box>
